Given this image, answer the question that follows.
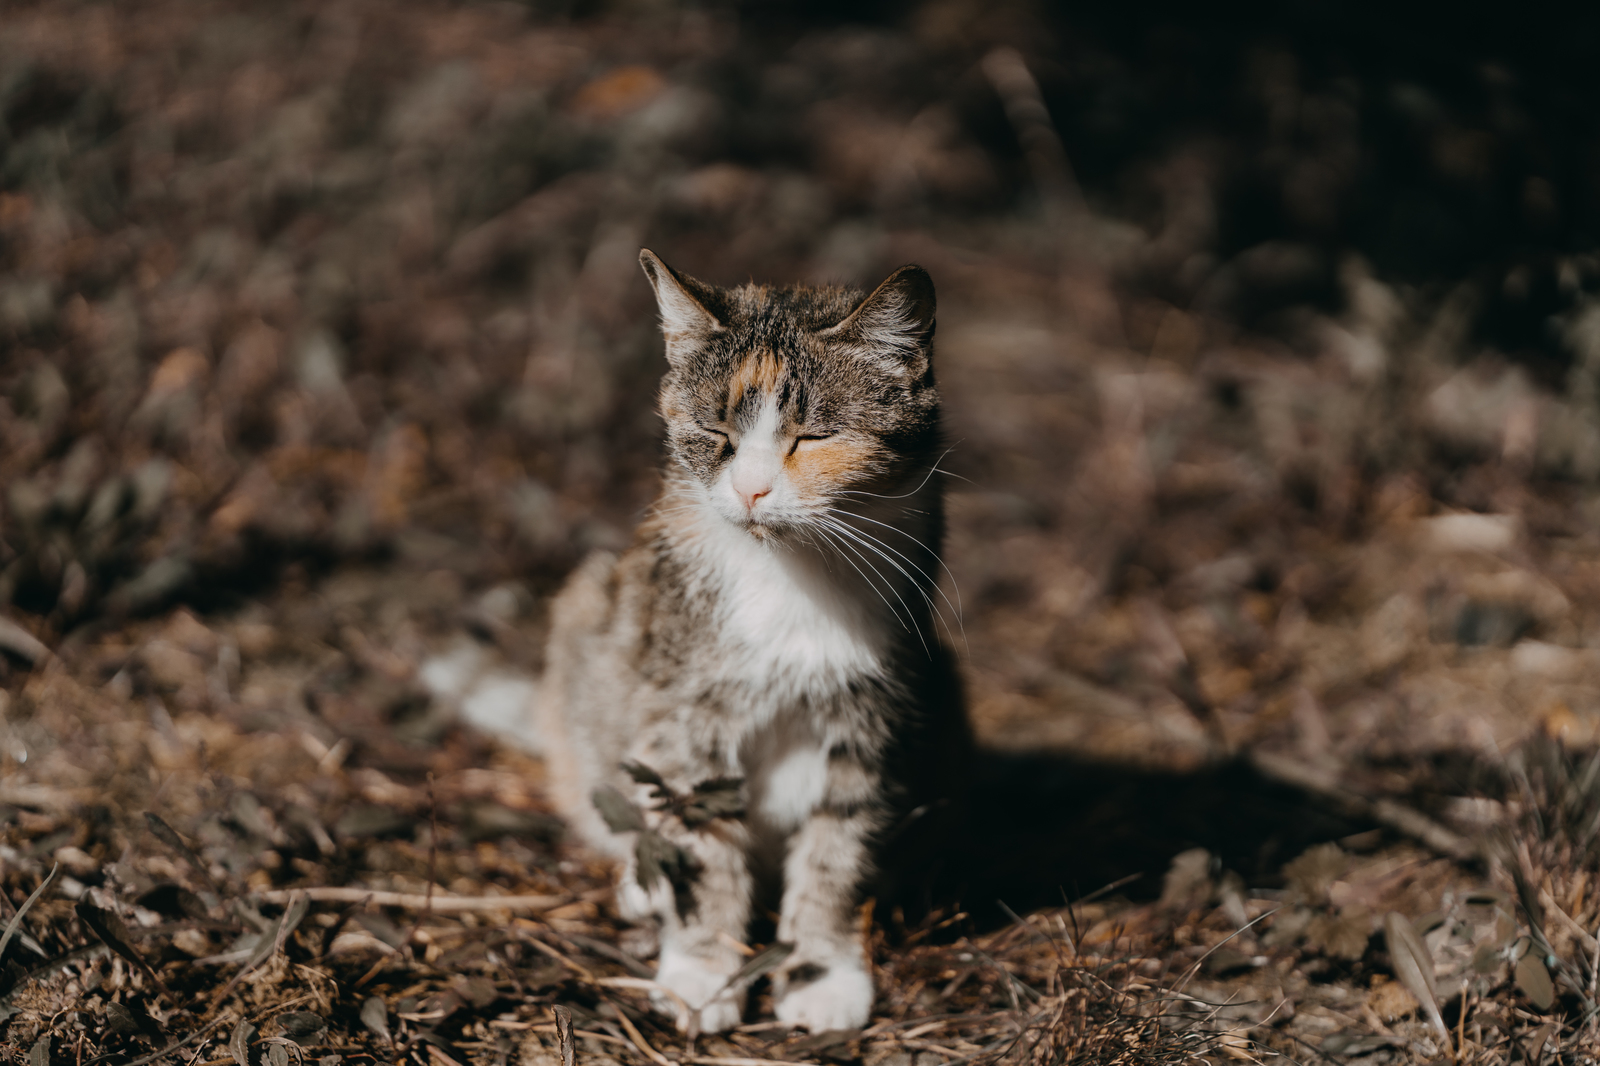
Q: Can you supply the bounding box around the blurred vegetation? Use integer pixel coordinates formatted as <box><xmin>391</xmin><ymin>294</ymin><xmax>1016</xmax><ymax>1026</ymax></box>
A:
<box><xmin>5</xmin><ymin>1</ymin><xmax>1600</xmax><ymax>1060</ymax></box>
<box><xmin>5</xmin><ymin>0</ymin><xmax>1600</xmax><ymax>630</ymax></box>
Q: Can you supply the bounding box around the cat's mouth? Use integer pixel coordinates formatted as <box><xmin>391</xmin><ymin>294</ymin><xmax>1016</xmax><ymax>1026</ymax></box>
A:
<box><xmin>737</xmin><ymin>510</ymin><xmax>805</xmax><ymax>541</ymax></box>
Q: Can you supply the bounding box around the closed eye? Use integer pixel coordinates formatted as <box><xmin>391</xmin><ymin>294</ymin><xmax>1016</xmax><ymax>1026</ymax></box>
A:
<box><xmin>701</xmin><ymin>425</ymin><xmax>734</xmax><ymax>453</ymax></box>
<box><xmin>789</xmin><ymin>433</ymin><xmax>833</xmax><ymax>455</ymax></box>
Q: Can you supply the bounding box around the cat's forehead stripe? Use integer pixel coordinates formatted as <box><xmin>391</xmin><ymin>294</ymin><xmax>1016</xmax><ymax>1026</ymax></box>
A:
<box><xmin>725</xmin><ymin>348</ymin><xmax>783</xmax><ymax>421</ymax></box>
<box><xmin>727</xmin><ymin>348</ymin><xmax>782</xmax><ymax>394</ymax></box>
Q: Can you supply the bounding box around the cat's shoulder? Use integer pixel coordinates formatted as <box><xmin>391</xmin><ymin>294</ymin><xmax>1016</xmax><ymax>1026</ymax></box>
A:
<box><xmin>549</xmin><ymin>549</ymin><xmax>623</xmax><ymax>633</ymax></box>
<box><xmin>550</xmin><ymin>523</ymin><xmax>685</xmax><ymax>637</ymax></box>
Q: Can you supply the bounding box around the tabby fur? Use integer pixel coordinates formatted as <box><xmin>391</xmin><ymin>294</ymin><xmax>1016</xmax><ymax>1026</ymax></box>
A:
<box><xmin>535</xmin><ymin>250</ymin><xmax>968</xmax><ymax>1033</ymax></box>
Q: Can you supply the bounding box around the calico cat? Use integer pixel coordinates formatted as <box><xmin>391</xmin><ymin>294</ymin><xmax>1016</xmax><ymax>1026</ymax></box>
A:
<box><xmin>535</xmin><ymin>250</ymin><xmax>969</xmax><ymax>1034</ymax></box>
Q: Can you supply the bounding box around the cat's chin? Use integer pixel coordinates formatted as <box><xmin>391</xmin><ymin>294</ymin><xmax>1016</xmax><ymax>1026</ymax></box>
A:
<box><xmin>726</xmin><ymin>513</ymin><xmax>785</xmax><ymax>541</ymax></box>
<box><xmin>743</xmin><ymin>520</ymin><xmax>816</xmax><ymax>545</ymax></box>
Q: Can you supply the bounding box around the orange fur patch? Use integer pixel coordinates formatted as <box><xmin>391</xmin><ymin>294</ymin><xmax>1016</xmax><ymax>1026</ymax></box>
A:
<box><xmin>725</xmin><ymin>349</ymin><xmax>782</xmax><ymax>414</ymax></box>
<box><xmin>786</xmin><ymin>436</ymin><xmax>880</xmax><ymax>495</ymax></box>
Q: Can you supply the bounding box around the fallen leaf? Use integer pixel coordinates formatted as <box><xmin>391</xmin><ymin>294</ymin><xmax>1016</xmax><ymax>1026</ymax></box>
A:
<box><xmin>75</xmin><ymin>901</ymin><xmax>171</xmax><ymax>999</ymax></box>
<box><xmin>360</xmin><ymin>996</ymin><xmax>390</xmax><ymax>1043</ymax></box>
<box><xmin>1383</xmin><ymin>912</ymin><xmax>1449</xmax><ymax>1046</ymax></box>
<box><xmin>229</xmin><ymin>1020</ymin><xmax>257</xmax><ymax>1066</ymax></box>
<box><xmin>1516</xmin><ymin>951</ymin><xmax>1555</xmax><ymax>1011</ymax></box>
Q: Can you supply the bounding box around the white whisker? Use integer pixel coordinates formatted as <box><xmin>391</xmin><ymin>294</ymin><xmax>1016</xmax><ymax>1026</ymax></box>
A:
<box><xmin>837</xmin><ymin>446</ymin><xmax>961</xmax><ymax>501</ymax></box>
<box><xmin>819</xmin><ymin>513</ymin><xmax>938</xmax><ymax>601</ymax></box>
<box><xmin>813</xmin><ymin>520</ymin><xmax>930</xmax><ymax>655</ymax></box>
<box><xmin>828</xmin><ymin>508</ymin><xmax>965</xmax><ymax>621</ymax></box>
<box><xmin>811</xmin><ymin>523</ymin><xmax>918</xmax><ymax>642</ymax></box>
<box><xmin>926</xmin><ymin>470</ymin><xmax>968</xmax><ymax>486</ymax></box>
<box><xmin>819</xmin><ymin>510</ymin><xmax>966</xmax><ymax>651</ymax></box>
<box><xmin>814</xmin><ymin>515</ymin><xmax>951</xmax><ymax>653</ymax></box>
<box><xmin>813</xmin><ymin>515</ymin><xmax>945</xmax><ymax>649</ymax></box>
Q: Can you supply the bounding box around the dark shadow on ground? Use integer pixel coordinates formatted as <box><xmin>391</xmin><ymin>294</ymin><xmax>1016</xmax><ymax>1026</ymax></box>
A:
<box><xmin>897</xmin><ymin>750</ymin><xmax>1372</xmax><ymax>929</ymax></box>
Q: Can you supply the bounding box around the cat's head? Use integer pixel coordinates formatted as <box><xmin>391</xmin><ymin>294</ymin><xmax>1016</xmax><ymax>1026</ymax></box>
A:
<box><xmin>640</xmin><ymin>249</ymin><xmax>940</xmax><ymax>539</ymax></box>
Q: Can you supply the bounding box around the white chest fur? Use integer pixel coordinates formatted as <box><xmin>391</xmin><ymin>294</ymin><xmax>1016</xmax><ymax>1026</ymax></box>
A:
<box><xmin>689</xmin><ymin>516</ymin><xmax>890</xmax><ymax>706</ymax></box>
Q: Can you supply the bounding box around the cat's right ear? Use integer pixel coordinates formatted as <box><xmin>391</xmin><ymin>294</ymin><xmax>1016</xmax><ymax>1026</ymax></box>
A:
<box><xmin>820</xmin><ymin>264</ymin><xmax>936</xmax><ymax>372</ymax></box>
<box><xmin>639</xmin><ymin>250</ymin><xmax>723</xmax><ymax>361</ymax></box>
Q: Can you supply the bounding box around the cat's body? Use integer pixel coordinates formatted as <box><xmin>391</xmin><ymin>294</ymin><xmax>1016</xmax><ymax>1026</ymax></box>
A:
<box><xmin>535</xmin><ymin>251</ymin><xmax>968</xmax><ymax>1033</ymax></box>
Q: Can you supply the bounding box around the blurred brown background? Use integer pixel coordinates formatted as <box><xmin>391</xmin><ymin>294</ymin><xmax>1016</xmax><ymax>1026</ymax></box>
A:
<box><xmin>7</xmin><ymin>2</ymin><xmax>1600</xmax><ymax>1060</ymax></box>
<box><xmin>5</xmin><ymin>0</ymin><xmax>1600</xmax><ymax>879</ymax></box>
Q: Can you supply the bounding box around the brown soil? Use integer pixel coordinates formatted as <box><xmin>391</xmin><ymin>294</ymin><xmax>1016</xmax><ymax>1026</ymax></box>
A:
<box><xmin>4</xmin><ymin>1</ymin><xmax>1600</xmax><ymax>1063</ymax></box>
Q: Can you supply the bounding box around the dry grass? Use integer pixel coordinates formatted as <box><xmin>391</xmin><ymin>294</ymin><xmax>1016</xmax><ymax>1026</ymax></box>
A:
<box><xmin>6</xmin><ymin>1</ymin><xmax>1600</xmax><ymax>1064</ymax></box>
<box><xmin>3</xmin><ymin>610</ymin><xmax>1600</xmax><ymax>1066</ymax></box>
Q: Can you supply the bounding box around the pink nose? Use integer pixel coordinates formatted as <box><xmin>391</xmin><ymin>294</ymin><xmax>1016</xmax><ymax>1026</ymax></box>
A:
<box><xmin>741</xmin><ymin>486</ymin><xmax>770</xmax><ymax>511</ymax></box>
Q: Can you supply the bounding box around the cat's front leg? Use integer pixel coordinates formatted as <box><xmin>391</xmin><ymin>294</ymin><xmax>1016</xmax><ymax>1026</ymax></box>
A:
<box><xmin>771</xmin><ymin>759</ymin><xmax>883</xmax><ymax>1032</ymax></box>
<box><xmin>648</xmin><ymin>817</ymin><xmax>751</xmax><ymax>1034</ymax></box>
<box><xmin>618</xmin><ymin>748</ymin><xmax>754</xmax><ymax>1033</ymax></box>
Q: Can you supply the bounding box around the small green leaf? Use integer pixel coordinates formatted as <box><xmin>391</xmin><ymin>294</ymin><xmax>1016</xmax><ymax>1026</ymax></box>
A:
<box><xmin>1516</xmin><ymin>952</ymin><xmax>1555</xmax><ymax>1011</ymax></box>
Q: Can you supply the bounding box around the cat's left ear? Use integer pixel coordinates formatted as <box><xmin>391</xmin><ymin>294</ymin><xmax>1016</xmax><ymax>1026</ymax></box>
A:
<box><xmin>822</xmin><ymin>265</ymin><xmax>936</xmax><ymax>369</ymax></box>
<box><xmin>639</xmin><ymin>250</ymin><xmax>723</xmax><ymax>361</ymax></box>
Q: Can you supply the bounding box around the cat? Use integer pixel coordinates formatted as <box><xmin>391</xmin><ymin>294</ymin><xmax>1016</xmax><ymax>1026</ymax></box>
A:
<box><xmin>532</xmin><ymin>250</ymin><xmax>969</xmax><ymax>1034</ymax></box>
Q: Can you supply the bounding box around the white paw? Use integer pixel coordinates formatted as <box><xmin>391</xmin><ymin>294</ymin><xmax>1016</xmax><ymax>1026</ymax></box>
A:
<box><xmin>614</xmin><ymin>860</ymin><xmax>677</xmax><ymax>924</ymax></box>
<box><xmin>615</xmin><ymin>873</ymin><xmax>663</xmax><ymax>923</ymax></box>
<box><xmin>774</xmin><ymin>961</ymin><xmax>873</xmax><ymax>1032</ymax></box>
<box><xmin>655</xmin><ymin>950</ymin><xmax>745</xmax><ymax>1033</ymax></box>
